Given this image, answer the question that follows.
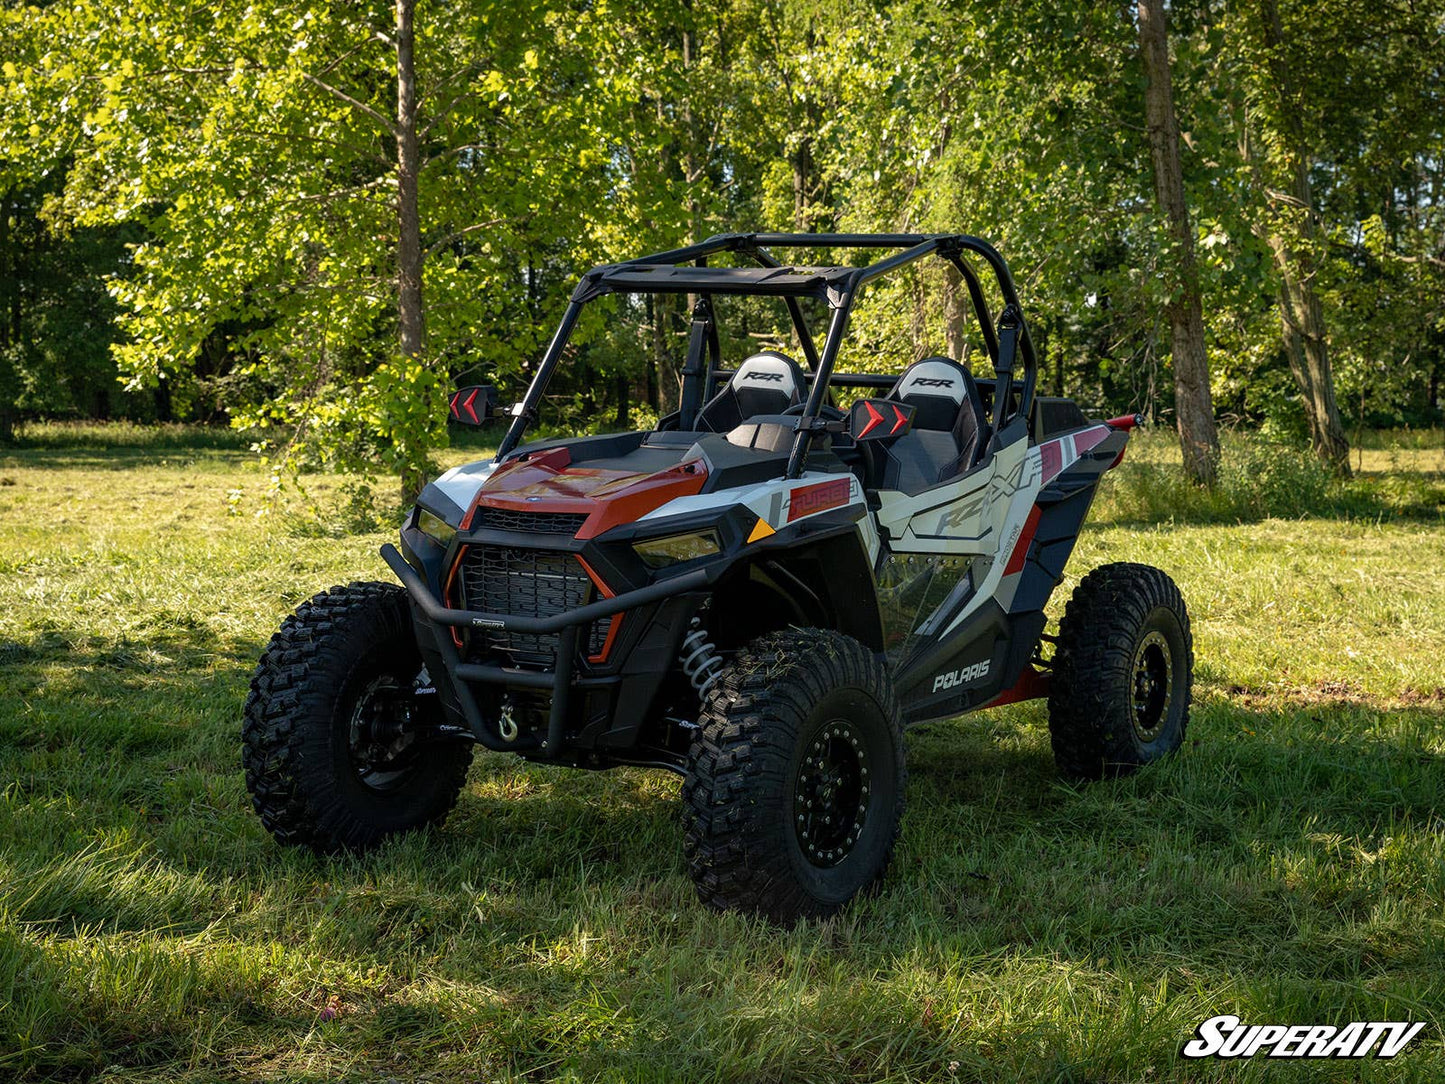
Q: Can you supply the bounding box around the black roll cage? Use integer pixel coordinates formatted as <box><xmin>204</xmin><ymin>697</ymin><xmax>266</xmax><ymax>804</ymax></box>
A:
<box><xmin>495</xmin><ymin>232</ymin><xmax>1039</xmax><ymax>479</ymax></box>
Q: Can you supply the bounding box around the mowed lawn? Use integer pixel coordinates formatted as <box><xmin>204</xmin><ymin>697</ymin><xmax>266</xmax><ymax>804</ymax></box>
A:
<box><xmin>1</xmin><ymin>424</ymin><xmax>1444</xmax><ymax>1082</ymax></box>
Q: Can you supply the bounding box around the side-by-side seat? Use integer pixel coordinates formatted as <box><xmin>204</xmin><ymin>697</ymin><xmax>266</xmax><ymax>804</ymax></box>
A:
<box><xmin>870</xmin><ymin>357</ymin><xmax>991</xmax><ymax>493</ymax></box>
<box><xmin>695</xmin><ymin>351</ymin><xmax>806</xmax><ymax>432</ymax></box>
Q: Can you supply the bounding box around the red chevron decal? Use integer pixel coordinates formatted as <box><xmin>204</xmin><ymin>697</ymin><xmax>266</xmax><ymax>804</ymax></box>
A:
<box><xmin>859</xmin><ymin>400</ymin><xmax>884</xmax><ymax>437</ymax></box>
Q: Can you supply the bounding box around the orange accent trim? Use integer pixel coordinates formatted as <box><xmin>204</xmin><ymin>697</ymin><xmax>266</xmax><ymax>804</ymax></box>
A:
<box><xmin>574</xmin><ymin>460</ymin><xmax>709</xmax><ymax>539</ymax></box>
<box><xmin>444</xmin><ymin>544</ymin><xmax>469</xmax><ymax>648</ymax></box>
<box><xmin>746</xmin><ymin>517</ymin><xmax>776</xmax><ymax>543</ymax></box>
<box><xmin>575</xmin><ymin>554</ymin><xmax>623</xmax><ymax>663</ymax></box>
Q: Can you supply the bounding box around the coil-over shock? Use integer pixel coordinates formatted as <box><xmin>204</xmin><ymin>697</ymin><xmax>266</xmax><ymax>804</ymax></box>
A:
<box><xmin>678</xmin><ymin>616</ymin><xmax>724</xmax><ymax>701</ymax></box>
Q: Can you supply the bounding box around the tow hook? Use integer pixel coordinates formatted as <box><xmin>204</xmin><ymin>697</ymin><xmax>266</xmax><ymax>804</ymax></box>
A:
<box><xmin>498</xmin><ymin>698</ymin><xmax>519</xmax><ymax>743</ymax></box>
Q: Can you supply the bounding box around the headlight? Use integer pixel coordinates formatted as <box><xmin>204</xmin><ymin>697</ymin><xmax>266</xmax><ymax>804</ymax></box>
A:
<box><xmin>415</xmin><ymin>508</ymin><xmax>457</xmax><ymax>547</ymax></box>
<box><xmin>632</xmin><ymin>529</ymin><xmax>721</xmax><ymax>569</ymax></box>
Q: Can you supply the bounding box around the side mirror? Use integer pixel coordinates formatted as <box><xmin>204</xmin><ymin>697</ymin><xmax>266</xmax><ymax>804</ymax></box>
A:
<box><xmin>849</xmin><ymin>398</ymin><xmax>915</xmax><ymax>441</ymax></box>
<box><xmin>447</xmin><ymin>385</ymin><xmax>496</xmax><ymax>426</ymax></box>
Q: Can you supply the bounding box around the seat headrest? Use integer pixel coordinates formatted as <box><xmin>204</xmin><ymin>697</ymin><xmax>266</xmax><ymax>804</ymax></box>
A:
<box><xmin>891</xmin><ymin>357</ymin><xmax>976</xmax><ymax>431</ymax></box>
<box><xmin>729</xmin><ymin>351</ymin><xmax>804</xmax><ymax>400</ymax></box>
<box><xmin>893</xmin><ymin>358</ymin><xmax>971</xmax><ymax>404</ymax></box>
<box><xmin>694</xmin><ymin>350</ymin><xmax>806</xmax><ymax>433</ymax></box>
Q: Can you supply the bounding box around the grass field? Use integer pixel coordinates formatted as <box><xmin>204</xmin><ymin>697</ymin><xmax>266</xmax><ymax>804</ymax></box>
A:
<box><xmin>1</xmin><ymin>422</ymin><xmax>1444</xmax><ymax>1082</ymax></box>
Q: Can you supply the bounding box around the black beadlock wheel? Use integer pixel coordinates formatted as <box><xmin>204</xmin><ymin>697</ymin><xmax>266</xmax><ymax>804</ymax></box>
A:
<box><xmin>242</xmin><ymin>582</ymin><xmax>473</xmax><ymax>852</ymax></box>
<box><xmin>681</xmin><ymin>629</ymin><xmax>906</xmax><ymax>924</ymax></box>
<box><xmin>1047</xmin><ymin>562</ymin><xmax>1193</xmax><ymax>781</ymax></box>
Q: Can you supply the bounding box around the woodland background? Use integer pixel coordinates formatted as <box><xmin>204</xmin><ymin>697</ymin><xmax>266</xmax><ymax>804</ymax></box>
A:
<box><xmin>2</xmin><ymin>0</ymin><xmax>1443</xmax><ymax>494</ymax></box>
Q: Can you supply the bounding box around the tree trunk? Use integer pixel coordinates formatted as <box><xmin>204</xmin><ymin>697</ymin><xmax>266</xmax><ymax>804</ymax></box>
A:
<box><xmin>1138</xmin><ymin>0</ymin><xmax>1220</xmax><ymax>485</ymax></box>
<box><xmin>942</xmin><ymin>263</ymin><xmax>968</xmax><ymax>360</ymax></box>
<box><xmin>395</xmin><ymin>0</ymin><xmax>427</xmax><ymax>502</ymax></box>
<box><xmin>651</xmin><ymin>294</ymin><xmax>674</xmax><ymax>414</ymax></box>
<box><xmin>1255</xmin><ymin>0</ymin><xmax>1351</xmax><ymax>475</ymax></box>
<box><xmin>1031</xmin><ymin>319</ymin><xmax>1050</xmax><ymax>399</ymax></box>
<box><xmin>645</xmin><ymin>295</ymin><xmax>661</xmax><ymax>411</ymax></box>
<box><xmin>792</xmin><ymin>140</ymin><xmax>811</xmax><ymax>232</ymax></box>
<box><xmin>1054</xmin><ymin>327</ymin><xmax>1065</xmax><ymax>397</ymax></box>
<box><xmin>616</xmin><ymin>373</ymin><xmax>631</xmax><ymax>429</ymax></box>
<box><xmin>0</xmin><ymin>187</ymin><xmax>11</xmax><ymax>353</ymax></box>
<box><xmin>153</xmin><ymin>378</ymin><xmax>174</xmax><ymax>423</ymax></box>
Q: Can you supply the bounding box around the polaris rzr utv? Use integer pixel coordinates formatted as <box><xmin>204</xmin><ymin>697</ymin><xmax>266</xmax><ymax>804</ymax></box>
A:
<box><xmin>243</xmin><ymin>232</ymin><xmax>1193</xmax><ymax>923</ymax></box>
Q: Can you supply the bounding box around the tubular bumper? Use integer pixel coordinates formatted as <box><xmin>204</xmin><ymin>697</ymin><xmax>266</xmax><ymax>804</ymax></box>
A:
<box><xmin>380</xmin><ymin>543</ymin><xmax>711</xmax><ymax>756</ymax></box>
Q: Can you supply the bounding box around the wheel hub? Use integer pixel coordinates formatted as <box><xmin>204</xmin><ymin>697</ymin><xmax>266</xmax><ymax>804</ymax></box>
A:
<box><xmin>793</xmin><ymin>719</ymin><xmax>870</xmax><ymax>868</ymax></box>
<box><xmin>1129</xmin><ymin>630</ymin><xmax>1173</xmax><ymax>742</ymax></box>
<box><xmin>349</xmin><ymin>673</ymin><xmax>425</xmax><ymax>789</ymax></box>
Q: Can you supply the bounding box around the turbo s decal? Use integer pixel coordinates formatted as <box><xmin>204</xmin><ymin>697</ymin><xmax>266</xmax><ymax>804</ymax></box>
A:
<box><xmin>787</xmin><ymin>477</ymin><xmax>852</xmax><ymax>522</ymax></box>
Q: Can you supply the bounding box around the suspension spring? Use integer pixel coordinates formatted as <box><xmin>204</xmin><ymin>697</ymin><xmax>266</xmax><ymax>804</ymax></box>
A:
<box><xmin>679</xmin><ymin>618</ymin><xmax>725</xmax><ymax>700</ymax></box>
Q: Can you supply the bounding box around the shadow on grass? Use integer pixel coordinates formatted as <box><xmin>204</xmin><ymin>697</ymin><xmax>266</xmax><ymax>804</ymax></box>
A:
<box><xmin>0</xmin><ymin>445</ymin><xmax>255</xmax><ymax>474</ymax></box>
<box><xmin>3</xmin><ymin>619</ymin><xmax>1445</xmax><ymax>1079</ymax></box>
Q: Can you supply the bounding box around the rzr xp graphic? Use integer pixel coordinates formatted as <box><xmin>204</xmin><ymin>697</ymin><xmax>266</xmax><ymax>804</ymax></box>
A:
<box><xmin>243</xmin><ymin>232</ymin><xmax>1194</xmax><ymax>923</ymax></box>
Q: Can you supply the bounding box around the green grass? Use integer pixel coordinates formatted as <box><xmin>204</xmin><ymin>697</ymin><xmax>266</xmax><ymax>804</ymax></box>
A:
<box><xmin>1</xmin><ymin>424</ymin><xmax>1443</xmax><ymax>1081</ymax></box>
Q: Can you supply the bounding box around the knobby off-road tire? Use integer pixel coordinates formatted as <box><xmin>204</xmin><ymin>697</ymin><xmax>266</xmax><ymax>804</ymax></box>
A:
<box><xmin>1048</xmin><ymin>562</ymin><xmax>1193</xmax><ymax>781</ymax></box>
<box><xmin>682</xmin><ymin>629</ymin><xmax>906</xmax><ymax>924</ymax></box>
<box><xmin>243</xmin><ymin>582</ymin><xmax>473</xmax><ymax>852</ymax></box>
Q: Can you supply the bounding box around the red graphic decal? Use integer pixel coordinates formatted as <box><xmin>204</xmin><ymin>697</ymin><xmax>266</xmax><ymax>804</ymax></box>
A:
<box><xmin>461</xmin><ymin>388</ymin><xmax>480</xmax><ymax>423</ymax></box>
<box><xmin>1073</xmin><ymin>425</ymin><xmax>1111</xmax><ymax>455</ymax></box>
<box><xmin>1003</xmin><ymin>506</ymin><xmax>1042</xmax><ymax>576</ymax></box>
<box><xmin>1040</xmin><ymin>440</ymin><xmax>1063</xmax><ymax>483</ymax></box>
<box><xmin>982</xmin><ymin>664</ymin><xmax>1051</xmax><ymax>709</ymax></box>
<box><xmin>890</xmin><ymin>404</ymin><xmax>909</xmax><ymax>435</ymax></box>
<box><xmin>859</xmin><ymin>400</ymin><xmax>884</xmax><ymax>437</ymax></box>
<box><xmin>787</xmin><ymin>478</ymin><xmax>852</xmax><ymax>522</ymax></box>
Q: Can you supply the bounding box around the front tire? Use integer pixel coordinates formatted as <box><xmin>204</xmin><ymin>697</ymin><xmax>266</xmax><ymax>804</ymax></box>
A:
<box><xmin>242</xmin><ymin>582</ymin><xmax>473</xmax><ymax>852</ymax></box>
<box><xmin>1048</xmin><ymin>562</ymin><xmax>1193</xmax><ymax>780</ymax></box>
<box><xmin>682</xmin><ymin>629</ymin><xmax>906</xmax><ymax>924</ymax></box>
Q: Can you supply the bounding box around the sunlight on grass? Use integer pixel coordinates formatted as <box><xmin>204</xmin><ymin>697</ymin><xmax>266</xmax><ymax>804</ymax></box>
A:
<box><xmin>0</xmin><ymin>424</ymin><xmax>1442</xmax><ymax>1081</ymax></box>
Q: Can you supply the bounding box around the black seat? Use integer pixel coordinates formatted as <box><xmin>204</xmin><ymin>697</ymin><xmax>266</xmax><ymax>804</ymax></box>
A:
<box><xmin>696</xmin><ymin>351</ymin><xmax>806</xmax><ymax>433</ymax></box>
<box><xmin>872</xmin><ymin>357</ymin><xmax>990</xmax><ymax>493</ymax></box>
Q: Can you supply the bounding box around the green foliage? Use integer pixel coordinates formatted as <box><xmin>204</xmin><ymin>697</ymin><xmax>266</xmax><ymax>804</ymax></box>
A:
<box><xmin>2</xmin><ymin>0</ymin><xmax>1442</xmax><ymax>481</ymax></box>
<box><xmin>1096</xmin><ymin>426</ymin><xmax>1445</xmax><ymax>525</ymax></box>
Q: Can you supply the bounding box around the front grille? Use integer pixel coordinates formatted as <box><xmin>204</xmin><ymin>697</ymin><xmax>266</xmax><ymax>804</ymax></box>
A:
<box><xmin>470</xmin><ymin>508</ymin><xmax>589</xmax><ymax>535</ymax></box>
<box><xmin>458</xmin><ymin>546</ymin><xmax>610</xmax><ymax>667</ymax></box>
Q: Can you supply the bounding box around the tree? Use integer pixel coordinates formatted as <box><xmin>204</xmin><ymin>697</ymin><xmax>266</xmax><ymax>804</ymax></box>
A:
<box><xmin>4</xmin><ymin>0</ymin><xmax>1442</xmax><ymax>490</ymax></box>
<box><xmin>1230</xmin><ymin>0</ymin><xmax>1353</xmax><ymax>472</ymax></box>
<box><xmin>3</xmin><ymin>0</ymin><xmax>616</xmax><ymax>500</ymax></box>
<box><xmin>1138</xmin><ymin>0</ymin><xmax>1219</xmax><ymax>484</ymax></box>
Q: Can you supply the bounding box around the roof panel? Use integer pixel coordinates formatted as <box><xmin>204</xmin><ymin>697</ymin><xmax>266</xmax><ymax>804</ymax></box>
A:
<box><xmin>589</xmin><ymin>262</ymin><xmax>855</xmax><ymax>299</ymax></box>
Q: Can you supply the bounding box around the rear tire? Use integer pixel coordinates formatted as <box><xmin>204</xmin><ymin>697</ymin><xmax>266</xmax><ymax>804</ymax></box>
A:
<box><xmin>682</xmin><ymin>629</ymin><xmax>906</xmax><ymax>924</ymax></box>
<box><xmin>1048</xmin><ymin>562</ymin><xmax>1192</xmax><ymax>780</ymax></box>
<box><xmin>242</xmin><ymin>582</ymin><xmax>473</xmax><ymax>852</ymax></box>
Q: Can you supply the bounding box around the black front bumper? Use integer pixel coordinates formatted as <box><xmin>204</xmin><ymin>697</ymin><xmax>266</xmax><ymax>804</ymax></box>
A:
<box><xmin>381</xmin><ymin>543</ymin><xmax>713</xmax><ymax>758</ymax></box>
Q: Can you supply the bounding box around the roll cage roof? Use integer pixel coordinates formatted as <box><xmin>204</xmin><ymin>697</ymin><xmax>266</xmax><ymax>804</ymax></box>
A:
<box><xmin>497</xmin><ymin>232</ymin><xmax>1039</xmax><ymax>479</ymax></box>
